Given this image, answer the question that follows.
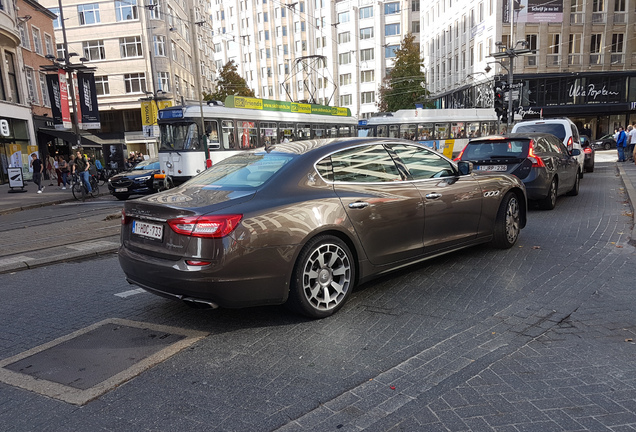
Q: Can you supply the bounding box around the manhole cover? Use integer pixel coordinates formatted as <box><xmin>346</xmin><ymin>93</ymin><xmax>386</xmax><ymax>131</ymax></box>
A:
<box><xmin>0</xmin><ymin>318</ymin><xmax>207</xmax><ymax>405</ymax></box>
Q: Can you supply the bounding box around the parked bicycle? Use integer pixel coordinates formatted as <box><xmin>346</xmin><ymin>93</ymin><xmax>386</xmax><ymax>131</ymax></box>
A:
<box><xmin>96</xmin><ymin>167</ymin><xmax>119</xmax><ymax>186</ymax></box>
<box><xmin>72</xmin><ymin>173</ymin><xmax>100</xmax><ymax>201</ymax></box>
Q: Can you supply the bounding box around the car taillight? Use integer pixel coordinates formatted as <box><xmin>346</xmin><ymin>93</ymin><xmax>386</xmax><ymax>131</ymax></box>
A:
<box><xmin>527</xmin><ymin>140</ymin><xmax>545</xmax><ymax>168</ymax></box>
<box><xmin>567</xmin><ymin>136</ymin><xmax>573</xmax><ymax>149</ymax></box>
<box><xmin>168</xmin><ymin>214</ymin><xmax>243</xmax><ymax>238</ymax></box>
<box><xmin>121</xmin><ymin>209</ymin><xmax>131</xmax><ymax>225</ymax></box>
<box><xmin>584</xmin><ymin>147</ymin><xmax>592</xmax><ymax>154</ymax></box>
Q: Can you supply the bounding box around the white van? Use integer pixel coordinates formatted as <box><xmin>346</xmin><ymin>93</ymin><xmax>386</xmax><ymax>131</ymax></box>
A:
<box><xmin>511</xmin><ymin>118</ymin><xmax>585</xmax><ymax>178</ymax></box>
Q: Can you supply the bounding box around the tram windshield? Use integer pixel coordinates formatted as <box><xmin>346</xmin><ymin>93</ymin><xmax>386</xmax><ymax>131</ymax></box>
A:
<box><xmin>160</xmin><ymin>123</ymin><xmax>201</xmax><ymax>151</ymax></box>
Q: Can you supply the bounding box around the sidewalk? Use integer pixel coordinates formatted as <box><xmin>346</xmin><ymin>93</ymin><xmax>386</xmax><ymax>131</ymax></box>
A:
<box><xmin>0</xmin><ymin>180</ymin><xmax>119</xmax><ymax>274</ymax></box>
<box><xmin>618</xmin><ymin>161</ymin><xmax>636</xmax><ymax>244</ymax></box>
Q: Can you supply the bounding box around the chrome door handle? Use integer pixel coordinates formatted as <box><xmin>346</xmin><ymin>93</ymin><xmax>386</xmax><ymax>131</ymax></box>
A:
<box><xmin>425</xmin><ymin>193</ymin><xmax>442</xmax><ymax>199</ymax></box>
<box><xmin>348</xmin><ymin>202</ymin><xmax>369</xmax><ymax>209</ymax></box>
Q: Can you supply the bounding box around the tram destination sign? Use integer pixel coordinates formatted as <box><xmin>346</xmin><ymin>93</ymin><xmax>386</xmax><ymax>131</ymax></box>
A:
<box><xmin>225</xmin><ymin>96</ymin><xmax>351</xmax><ymax>117</ymax></box>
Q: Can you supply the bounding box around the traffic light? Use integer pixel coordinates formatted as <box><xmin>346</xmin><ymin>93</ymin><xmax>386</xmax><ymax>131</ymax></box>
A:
<box><xmin>494</xmin><ymin>89</ymin><xmax>505</xmax><ymax>120</ymax></box>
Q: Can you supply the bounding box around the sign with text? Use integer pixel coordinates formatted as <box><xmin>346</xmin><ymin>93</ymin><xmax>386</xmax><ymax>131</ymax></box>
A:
<box><xmin>225</xmin><ymin>96</ymin><xmax>351</xmax><ymax>117</ymax></box>
<box><xmin>503</xmin><ymin>0</ymin><xmax>563</xmax><ymax>23</ymax></box>
<box><xmin>77</xmin><ymin>72</ymin><xmax>101</xmax><ymax>129</ymax></box>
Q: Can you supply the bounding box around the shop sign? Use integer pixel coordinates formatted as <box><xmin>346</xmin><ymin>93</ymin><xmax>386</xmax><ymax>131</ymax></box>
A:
<box><xmin>8</xmin><ymin>167</ymin><xmax>24</xmax><ymax>188</ymax></box>
<box><xmin>0</xmin><ymin>119</ymin><xmax>10</xmax><ymax>137</ymax></box>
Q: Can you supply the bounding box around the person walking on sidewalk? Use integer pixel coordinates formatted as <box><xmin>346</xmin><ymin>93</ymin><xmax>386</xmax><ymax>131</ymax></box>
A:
<box><xmin>30</xmin><ymin>153</ymin><xmax>44</xmax><ymax>193</ymax></box>
<box><xmin>616</xmin><ymin>126</ymin><xmax>628</xmax><ymax>162</ymax></box>
<box><xmin>628</xmin><ymin>124</ymin><xmax>636</xmax><ymax>163</ymax></box>
<box><xmin>58</xmin><ymin>156</ymin><xmax>69</xmax><ymax>189</ymax></box>
<box><xmin>46</xmin><ymin>155</ymin><xmax>56</xmax><ymax>186</ymax></box>
<box><xmin>73</xmin><ymin>149</ymin><xmax>92</xmax><ymax>194</ymax></box>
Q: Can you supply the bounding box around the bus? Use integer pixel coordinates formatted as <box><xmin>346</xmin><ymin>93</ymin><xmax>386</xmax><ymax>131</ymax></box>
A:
<box><xmin>357</xmin><ymin>108</ymin><xmax>499</xmax><ymax>159</ymax></box>
<box><xmin>156</xmin><ymin>96</ymin><xmax>358</xmax><ymax>186</ymax></box>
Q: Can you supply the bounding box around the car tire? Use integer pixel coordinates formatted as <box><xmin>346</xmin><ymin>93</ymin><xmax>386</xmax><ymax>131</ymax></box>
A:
<box><xmin>604</xmin><ymin>143</ymin><xmax>611</xmax><ymax>150</ymax></box>
<box><xmin>115</xmin><ymin>194</ymin><xmax>130</xmax><ymax>201</ymax></box>
<box><xmin>538</xmin><ymin>177</ymin><xmax>558</xmax><ymax>210</ymax></box>
<box><xmin>567</xmin><ymin>171</ymin><xmax>580</xmax><ymax>196</ymax></box>
<box><xmin>286</xmin><ymin>235</ymin><xmax>355</xmax><ymax>319</ymax></box>
<box><xmin>491</xmin><ymin>192</ymin><xmax>521</xmax><ymax>249</ymax></box>
<box><xmin>588</xmin><ymin>162</ymin><xmax>594</xmax><ymax>173</ymax></box>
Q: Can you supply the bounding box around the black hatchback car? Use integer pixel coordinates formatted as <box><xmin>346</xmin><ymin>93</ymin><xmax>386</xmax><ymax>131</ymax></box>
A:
<box><xmin>108</xmin><ymin>158</ymin><xmax>160</xmax><ymax>200</ymax></box>
<box><xmin>457</xmin><ymin>133</ymin><xmax>580</xmax><ymax>210</ymax></box>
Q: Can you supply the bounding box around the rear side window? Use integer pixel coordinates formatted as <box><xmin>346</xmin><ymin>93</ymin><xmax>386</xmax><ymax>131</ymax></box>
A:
<box><xmin>515</xmin><ymin>123</ymin><xmax>567</xmax><ymax>141</ymax></box>
<box><xmin>389</xmin><ymin>144</ymin><xmax>455</xmax><ymax>179</ymax></box>
<box><xmin>323</xmin><ymin>145</ymin><xmax>402</xmax><ymax>183</ymax></box>
<box><xmin>462</xmin><ymin>140</ymin><xmax>529</xmax><ymax>159</ymax></box>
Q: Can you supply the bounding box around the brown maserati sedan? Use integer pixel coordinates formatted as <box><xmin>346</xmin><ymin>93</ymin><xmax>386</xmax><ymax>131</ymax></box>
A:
<box><xmin>119</xmin><ymin>138</ymin><xmax>527</xmax><ymax>318</ymax></box>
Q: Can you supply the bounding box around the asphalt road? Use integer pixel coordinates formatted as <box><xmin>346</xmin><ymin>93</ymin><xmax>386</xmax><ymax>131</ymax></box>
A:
<box><xmin>0</xmin><ymin>161</ymin><xmax>635</xmax><ymax>431</ymax></box>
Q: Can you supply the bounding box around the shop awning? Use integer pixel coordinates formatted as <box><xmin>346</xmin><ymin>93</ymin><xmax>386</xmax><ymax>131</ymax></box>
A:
<box><xmin>38</xmin><ymin>128</ymin><xmax>117</xmax><ymax>148</ymax></box>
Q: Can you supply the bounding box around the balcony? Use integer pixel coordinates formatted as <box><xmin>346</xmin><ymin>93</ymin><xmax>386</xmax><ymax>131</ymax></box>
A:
<box><xmin>568</xmin><ymin>54</ymin><xmax>581</xmax><ymax>65</ymax></box>
<box><xmin>546</xmin><ymin>54</ymin><xmax>560</xmax><ymax>67</ymax></box>
<box><xmin>613</xmin><ymin>12</ymin><xmax>627</xmax><ymax>24</ymax></box>
<box><xmin>589</xmin><ymin>53</ymin><xmax>603</xmax><ymax>65</ymax></box>
<box><xmin>570</xmin><ymin>12</ymin><xmax>584</xmax><ymax>24</ymax></box>
<box><xmin>591</xmin><ymin>12</ymin><xmax>606</xmax><ymax>24</ymax></box>
<box><xmin>610</xmin><ymin>53</ymin><xmax>624</xmax><ymax>64</ymax></box>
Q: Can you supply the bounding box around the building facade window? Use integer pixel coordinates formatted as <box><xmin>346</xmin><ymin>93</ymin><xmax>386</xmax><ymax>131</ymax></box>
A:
<box><xmin>115</xmin><ymin>0</ymin><xmax>138</xmax><ymax>21</ymax></box>
<box><xmin>83</xmin><ymin>40</ymin><xmax>106</xmax><ymax>61</ymax></box>
<box><xmin>44</xmin><ymin>34</ymin><xmax>54</xmax><ymax>56</ymax></box>
<box><xmin>338</xmin><ymin>52</ymin><xmax>351</xmax><ymax>64</ymax></box>
<box><xmin>124</xmin><ymin>73</ymin><xmax>146</xmax><ymax>93</ymax></box>
<box><xmin>50</xmin><ymin>8</ymin><xmax>61</xmax><ymax>29</ymax></box>
<box><xmin>385</xmin><ymin>23</ymin><xmax>400</xmax><ymax>36</ymax></box>
<box><xmin>157</xmin><ymin>72</ymin><xmax>170</xmax><ymax>92</ymax></box>
<box><xmin>94</xmin><ymin>76</ymin><xmax>109</xmax><ymax>95</ymax></box>
<box><xmin>120</xmin><ymin>36</ymin><xmax>143</xmax><ymax>58</ymax></box>
<box><xmin>39</xmin><ymin>73</ymin><xmax>50</xmax><ymax>107</ymax></box>
<box><xmin>25</xmin><ymin>68</ymin><xmax>38</xmax><ymax>104</ymax></box>
<box><xmin>337</xmin><ymin>11</ymin><xmax>350</xmax><ymax>23</ymax></box>
<box><xmin>338</xmin><ymin>32</ymin><xmax>350</xmax><ymax>44</ymax></box>
<box><xmin>32</xmin><ymin>27</ymin><xmax>43</xmax><ymax>54</ymax></box>
<box><xmin>339</xmin><ymin>73</ymin><xmax>351</xmax><ymax>86</ymax></box>
<box><xmin>359</xmin><ymin>6</ymin><xmax>373</xmax><ymax>18</ymax></box>
<box><xmin>384</xmin><ymin>2</ymin><xmax>400</xmax><ymax>14</ymax></box>
<box><xmin>385</xmin><ymin>45</ymin><xmax>399</xmax><ymax>57</ymax></box>
<box><xmin>360</xmin><ymin>48</ymin><xmax>374</xmax><ymax>61</ymax></box>
<box><xmin>153</xmin><ymin>35</ymin><xmax>166</xmax><ymax>56</ymax></box>
<box><xmin>339</xmin><ymin>94</ymin><xmax>352</xmax><ymax>106</ymax></box>
<box><xmin>361</xmin><ymin>91</ymin><xmax>374</xmax><ymax>104</ymax></box>
<box><xmin>360</xmin><ymin>27</ymin><xmax>374</xmax><ymax>39</ymax></box>
<box><xmin>18</xmin><ymin>23</ymin><xmax>30</xmax><ymax>50</ymax></box>
<box><xmin>5</xmin><ymin>52</ymin><xmax>20</xmax><ymax>103</ymax></box>
<box><xmin>78</xmin><ymin>3</ymin><xmax>100</xmax><ymax>25</ymax></box>
<box><xmin>361</xmin><ymin>70</ymin><xmax>374</xmax><ymax>82</ymax></box>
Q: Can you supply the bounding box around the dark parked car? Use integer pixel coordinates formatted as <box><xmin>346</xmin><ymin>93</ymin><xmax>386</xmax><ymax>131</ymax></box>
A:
<box><xmin>457</xmin><ymin>133</ymin><xmax>581</xmax><ymax>210</ymax></box>
<box><xmin>119</xmin><ymin>138</ymin><xmax>527</xmax><ymax>318</ymax></box>
<box><xmin>108</xmin><ymin>158</ymin><xmax>160</xmax><ymax>200</ymax></box>
<box><xmin>579</xmin><ymin>135</ymin><xmax>595</xmax><ymax>172</ymax></box>
<box><xmin>593</xmin><ymin>134</ymin><xmax>617</xmax><ymax>150</ymax></box>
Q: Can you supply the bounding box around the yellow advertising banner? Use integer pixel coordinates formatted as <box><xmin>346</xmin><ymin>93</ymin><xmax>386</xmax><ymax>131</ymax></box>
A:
<box><xmin>141</xmin><ymin>100</ymin><xmax>158</xmax><ymax>126</ymax></box>
<box><xmin>442</xmin><ymin>140</ymin><xmax>455</xmax><ymax>159</ymax></box>
<box><xmin>157</xmin><ymin>100</ymin><xmax>173</xmax><ymax>111</ymax></box>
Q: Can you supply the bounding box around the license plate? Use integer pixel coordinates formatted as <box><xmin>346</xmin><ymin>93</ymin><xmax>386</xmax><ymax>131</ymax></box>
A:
<box><xmin>115</xmin><ymin>188</ymin><xmax>128</xmax><ymax>192</ymax></box>
<box><xmin>132</xmin><ymin>220</ymin><xmax>163</xmax><ymax>240</ymax></box>
<box><xmin>477</xmin><ymin>165</ymin><xmax>507</xmax><ymax>171</ymax></box>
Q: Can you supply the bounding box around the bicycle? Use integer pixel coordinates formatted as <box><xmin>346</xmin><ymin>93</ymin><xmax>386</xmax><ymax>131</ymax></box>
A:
<box><xmin>72</xmin><ymin>173</ymin><xmax>100</xmax><ymax>201</ymax></box>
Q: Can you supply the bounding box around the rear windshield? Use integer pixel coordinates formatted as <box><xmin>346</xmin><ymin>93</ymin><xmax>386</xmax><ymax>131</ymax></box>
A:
<box><xmin>184</xmin><ymin>152</ymin><xmax>293</xmax><ymax>189</ymax></box>
<box><xmin>462</xmin><ymin>140</ymin><xmax>530</xmax><ymax>159</ymax></box>
<box><xmin>515</xmin><ymin>124</ymin><xmax>566</xmax><ymax>141</ymax></box>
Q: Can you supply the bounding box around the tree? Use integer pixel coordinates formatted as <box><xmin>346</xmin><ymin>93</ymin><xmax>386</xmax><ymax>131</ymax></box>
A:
<box><xmin>377</xmin><ymin>33</ymin><xmax>432</xmax><ymax>112</ymax></box>
<box><xmin>203</xmin><ymin>60</ymin><xmax>255</xmax><ymax>102</ymax></box>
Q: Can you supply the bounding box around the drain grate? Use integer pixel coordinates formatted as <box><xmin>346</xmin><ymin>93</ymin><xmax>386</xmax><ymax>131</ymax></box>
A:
<box><xmin>0</xmin><ymin>318</ymin><xmax>208</xmax><ymax>405</ymax></box>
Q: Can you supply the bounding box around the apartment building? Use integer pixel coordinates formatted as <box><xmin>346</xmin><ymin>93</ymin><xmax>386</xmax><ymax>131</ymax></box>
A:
<box><xmin>422</xmin><ymin>0</ymin><xmax>636</xmax><ymax>137</ymax></box>
<box><xmin>210</xmin><ymin>0</ymin><xmax>420</xmax><ymax>119</ymax></box>
<box><xmin>39</xmin><ymin>0</ymin><xmax>216</xmax><ymax>156</ymax></box>
<box><xmin>0</xmin><ymin>0</ymin><xmax>38</xmax><ymax>184</ymax></box>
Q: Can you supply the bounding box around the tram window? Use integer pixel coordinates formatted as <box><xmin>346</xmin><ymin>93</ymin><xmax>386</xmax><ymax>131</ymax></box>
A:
<box><xmin>237</xmin><ymin>121</ymin><xmax>260</xmax><ymax>149</ymax></box>
<box><xmin>338</xmin><ymin>125</ymin><xmax>352</xmax><ymax>137</ymax></box>
<box><xmin>326</xmin><ymin>126</ymin><xmax>338</xmax><ymax>138</ymax></box>
<box><xmin>279</xmin><ymin>123</ymin><xmax>294</xmax><ymax>142</ymax></box>
<box><xmin>297</xmin><ymin>124</ymin><xmax>311</xmax><ymax>140</ymax></box>
<box><xmin>388</xmin><ymin>125</ymin><xmax>400</xmax><ymax>138</ymax></box>
<box><xmin>222</xmin><ymin>120</ymin><xmax>237</xmax><ymax>149</ymax></box>
<box><xmin>205</xmin><ymin>121</ymin><xmax>220</xmax><ymax>150</ymax></box>
<box><xmin>377</xmin><ymin>125</ymin><xmax>388</xmax><ymax>137</ymax></box>
<box><xmin>313</xmin><ymin>125</ymin><xmax>325</xmax><ymax>138</ymax></box>
<box><xmin>435</xmin><ymin>123</ymin><xmax>450</xmax><ymax>140</ymax></box>
<box><xmin>401</xmin><ymin>124</ymin><xmax>416</xmax><ymax>140</ymax></box>
<box><xmin>480</xmin><ymin>122</ymin><xmax>490</xmax><ymax>137</ymax></box>
<box><xmin>260</xmin><ymin>122</ymin><xmax>277</xmax><ymax>146</ymax></box>
<box><xmin>418</xmin><ymin>123</ymin><xmax>433</xmax><ymax>140</ymax></box>
<box><xmin>357</xmin><ymin>127</ymin><xmax>373</xmax><ymax>137</ymax></box>
<box><xmin>466</xmin><ymin>122</ymin><xmax>480</xmax><ymax>138</ymax></box>
<box><xmin>451</xmin><ymin>122</ymin><xmax>465</xmax><ymax>138</ymax></box>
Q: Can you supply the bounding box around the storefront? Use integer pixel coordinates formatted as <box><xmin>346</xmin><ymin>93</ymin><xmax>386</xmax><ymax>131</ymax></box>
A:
<box><xmin>0</xmin><ymin>108</ymin><xmax>38</xmax><ymax>184</ymax></box>
<box><xmin>434</xmin><ymin>71</ymin><xmax>636</xmax><ymax>140</ymax></box>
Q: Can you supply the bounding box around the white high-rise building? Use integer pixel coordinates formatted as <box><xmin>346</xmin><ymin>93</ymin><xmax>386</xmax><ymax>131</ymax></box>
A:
<box><xmin>210</xmin><ymin>0</ymin><xmax>421</xmax><ymax>118</ymax></box>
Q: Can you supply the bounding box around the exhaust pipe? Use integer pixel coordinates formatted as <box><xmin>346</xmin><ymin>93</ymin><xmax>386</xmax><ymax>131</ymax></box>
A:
<box><xmin>182</xmin><ymin>297</ymin><xmax>219</xmax><ymax>309</ymax></box>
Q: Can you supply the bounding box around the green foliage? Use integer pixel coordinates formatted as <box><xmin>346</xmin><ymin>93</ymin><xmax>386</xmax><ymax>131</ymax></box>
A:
<box><xmin>203</xmin><ymin>60</ymin><xmax>255</xmax><ymax>102</ymax></box>
<box><xmin>377</xmin><ymin>33</ymin><xmax>432</xmax><ymax>112</ymax></box>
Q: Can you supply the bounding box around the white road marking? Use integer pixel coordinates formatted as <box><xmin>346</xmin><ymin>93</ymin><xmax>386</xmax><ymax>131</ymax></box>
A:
<box><xmin>114</xmin><ymin>288</ymin><xmax>146</xmax><ymax>298</ymax></box>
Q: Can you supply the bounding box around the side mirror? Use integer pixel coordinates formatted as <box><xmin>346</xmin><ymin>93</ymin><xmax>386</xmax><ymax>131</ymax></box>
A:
<box><xmin>570</xmin><ymin>149</ymin><xmax>581</xmax><ymax>156</ymax></box>
<box><xmin>457</xmin><ymin>161</ymin><xmax>473</xmax><ymax>175</ymax></box>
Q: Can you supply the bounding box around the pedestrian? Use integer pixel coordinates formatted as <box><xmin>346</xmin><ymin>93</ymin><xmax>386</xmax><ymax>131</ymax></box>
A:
<box><xmin>68</xmin><ymin>154</ymin><xmax>76</xmax><ymax>184</ymax></box>
<box><xmin>73</xmin><ymin>148</ymin><xmax>92</xmax><ymax>193</ymax></box>
<box><xmin>616</xmin><ymin>126</ymin><xmax>628</xmax><ymax>162</ymax></box>
<box><xmin>628</xmin><ymin>124</ymin><xmax>636</xmax><ymax>162</ymax></box>
<box><xmin>46</xmin><ymin>154</ymin><xmax>56</xmax><ymax>186</ymax></box>
<box><xmin>55</xmin><ymin>156</ymin><xmax>62</xmax><ymax>188</ymax></box>
<box><xmin>58</xmin><ymin>156</ymin><xmax>69</xmax><ymax>189</ymax></box>
<box><xmin>30</xmin><ymin>153</ymin><xmax>44</xmax><ymax>193</ymax></box>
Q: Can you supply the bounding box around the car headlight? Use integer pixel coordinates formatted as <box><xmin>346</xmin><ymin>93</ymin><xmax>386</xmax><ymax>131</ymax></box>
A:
<box><xmin>136</xmin><ymin>175</ymin><xmax>152</xmax><ymax>181</ymax></box>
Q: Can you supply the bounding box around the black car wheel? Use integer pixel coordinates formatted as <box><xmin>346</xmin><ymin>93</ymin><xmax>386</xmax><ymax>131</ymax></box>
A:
<box><xmin>287</xmin><ymin>235</ymin><xmax>355</xmax><ymax>319</ymax></box>
<box><xmin>538</xmin><ymin>177</ymin><xmax>558</xmax><ymax>210</ymax></box>
<box><xmin>491</xmin><ymin>192</ymin><xmax>521</xmax><ymax>249</ymax></box>
<box><xmin>567</xmin><ymin>171</ymin><xmax>580</xmax><ymax>196</ymax></box>
<box><xmin>604</xmin><ymin>142</ymin><xmax>611</xmax><ymax>150</ymax></box>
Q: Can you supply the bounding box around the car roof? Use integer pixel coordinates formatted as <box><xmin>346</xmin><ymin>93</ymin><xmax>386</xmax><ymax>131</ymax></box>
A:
<box><xmin>469</xmin><ymin>133</ymin><xmax>556</xmax><ymax>142</ymax></box>
<box><xmin>259</xmin><ymin>137</ymin><xmax>434</xmax><ymax>156</ymax></box>
<box><xmin>514</xmin><ymin>118</ymin><xmax>575</xmax><ymax>126</ymax></box>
